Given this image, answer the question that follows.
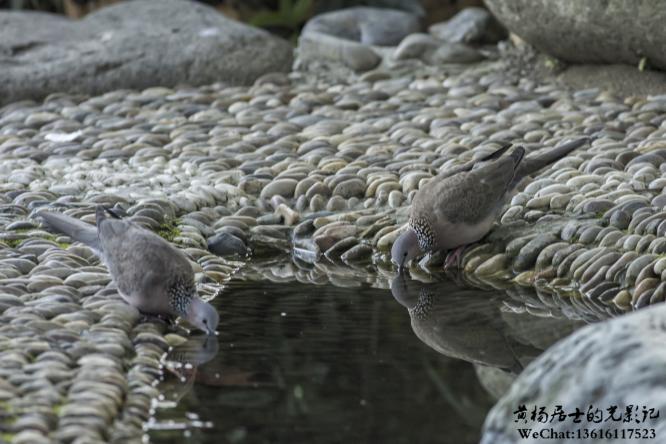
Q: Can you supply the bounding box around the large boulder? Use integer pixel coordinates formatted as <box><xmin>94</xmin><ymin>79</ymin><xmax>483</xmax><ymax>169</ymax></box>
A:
<box><xmin>481</xmin><ymin>303</ymin><xmax>666</xmax><ymax>443</ymax></box>
<box><xmin>0</xmin><ymin>0</ymin><xmax>293</xmax><ymax>105</ymax></box>
<box><xmin>485</xmin><ymin>0</ymin><xmax>666</xmax><ymax>70</ymax></box>
<box><xmin>298</xmin><ymin>7</ymin><xmax>421</xmax><ymax>71</ymax></box>
<box><xmin>428</xmin><ymin>7</ymin><xmax>506</xmax><ymax>44</ymax></box>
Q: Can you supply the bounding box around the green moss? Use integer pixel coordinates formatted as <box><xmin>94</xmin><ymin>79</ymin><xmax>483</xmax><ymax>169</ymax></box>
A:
<box><xmin>0</xmin><ymin>432</ymin><xmax>14</xmax><ymax>442</ymax></box>
<box><xmin>43</xmin><ymin>234</ymin><xmax>71</xmax><ymax>250</ymax></box>
<box><xmin>248</xmin><ymin>0</ymin><xmax>312</xmax><ymax>42</ymax></box>
<box><xmin>156</xmin><ymin>219</ymin><xmax>181</xmax><ymax>242</ymax></box>
<box><xmin>3</xmin><ymin>239</ymin><xmax>21</xmax><ymax>249</ymax></box>
<box><xmin>1</xmin><ymin>230</ymin><xmax>70</xmax><ymax>250</ymax></box>
<box><xmin>38</xmin><ymin>233</ymin><xmax>71</xmax><ymax>249</ymax></box>
<box><xmin>543</xmin><ymin>54</ymin><xmax>565</xmax><ymax>73</ymax></box>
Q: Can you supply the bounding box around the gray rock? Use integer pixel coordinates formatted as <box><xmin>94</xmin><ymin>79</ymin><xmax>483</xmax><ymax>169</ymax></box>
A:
<box><xmin>581</xmin><ymin>199</ymin><xmax>614</xmax><ymax>215</ymax></box>
<box><xmin>609</xmin><ymin>210</ymin><xmax>631</xmax><ymax>230</ymax></box>
<box><xmin>340</xmin><ymin>244</ymin><xmax>373</xmax><ymax>263</ymax></box>
<box><xmin>333</xmin><ymin>178</ymin><xmax>366</xmax><ymax>198</ymax></box>
<box><xmin>0</xmin><ymin>0</ymin><xmax>293</xmax><ymax>105</ymax></box>
<box><xmin>394</xmin><ymin>33</ymin><xmax>440</xmax><ymax>60</ymax></box>
<box><xmin>298</xmin><ymin>6</ymin><xmax>421</xmax><ymax>71</ymax></box>
<box><xmin>298</xmin><ymin>32</ymin><xmax>382</xmax><ymax>71</ymax></box>
<box><xmin>482</xmin><ymin>303</ymin><xmax>666</xmax><ymax>443</ymax></box>
<box><xmin>430</xmin><ymin>42</ymin><xmax>485</xmax><ymax>64</ymax></box>
<box><xmin>652</xmin><ymin>193</ymin><xmax>666</xmax><ymax>208</ymax></box>
<box><xmin>260</xmin><ymin>179</ymin><xmax>298</xmax><ymax>200</ymax></box>
<box><xmin>485</xmin><ymin>0</ymin><xmax>666</xmax><ymax>70</ymax></box>
<box><xmin>394</xmin><ymin>32</ymin><xmax>485</xmax><ymax>64</ymax></box>
<box><xmin>303</xmin><ymin>7</ymin><xmax>420</xmax><ymax>46</ymax></box>
<box><xmin>428</xmin><ymin>7</ymin><xmax>506</xmax><ymax>44</ymax></box>
<box><xmin>13</xmin><ymin>430</ymin><xmax>51</xmax><ymax>444</ymax></box>
<box><xmin>513</xmin><ymin>234</ymin><xmax>559</xmax><ymax>272</ymax></box>
<box><xmin>207</xmin><ymin>232</ymin><xmax>248</xmax><ymax>257</ymax></box>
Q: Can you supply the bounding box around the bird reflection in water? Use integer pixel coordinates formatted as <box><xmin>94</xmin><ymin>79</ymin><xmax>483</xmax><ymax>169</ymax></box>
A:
<box><xmin>389</xmin><ymin>273</ymin><xmax>586</xmax><ymax>396</ymax></box>
<box><xmin>159</xmin><ymin>334</ymin><xmax>268</xmax><ymax>405</ymax></box>
<box><xmin>160</xmin><ymin>335</ymin><xmax>221</xmax><ymax>407</ymax></box>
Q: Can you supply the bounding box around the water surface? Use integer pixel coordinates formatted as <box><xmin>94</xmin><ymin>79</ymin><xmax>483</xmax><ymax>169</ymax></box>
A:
<box><xmin>148</xmin><ymin>270</ymin><xmax>588</xmax><ymax>444</ymax></box>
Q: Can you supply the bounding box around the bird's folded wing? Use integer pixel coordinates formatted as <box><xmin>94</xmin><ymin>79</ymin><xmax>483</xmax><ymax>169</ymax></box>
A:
<box><xmin>413</xmin><ymin>155</ymin><xmax>518</xmax><ymax>226</ymax></box>
<box><xmin>436</xmin><ymin>142</ymin><xmax>513</xmax><ymax>181</ymax></box>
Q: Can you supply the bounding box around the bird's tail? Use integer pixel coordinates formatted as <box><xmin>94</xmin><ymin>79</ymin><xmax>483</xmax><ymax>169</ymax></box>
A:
<box><xmin>40</xmin><ymin>211</ymin><xmax>100</xmax><ymax>252</ymax></box>
<box><xmin>505</xmin><ymin>146</ymin><xmax>526</xmax><ymax>191</ymax></box>
<box><xmin>514</xmin><ymin>137</ymin><xmax>589</xmax><ymax>183</ymax></box>
<box><xmin>481</xmin><ymin>142</ymin><xmax>513</xmax><ymax>162</ymax></box>
<box><xmin>95</xmin><ymin>205</ymin><xmax>109</xmax><ymax>225</ymax></box>
<box><xmin>509</xmin><ymin>146</ymin><xmax>526</xmax><ymax>168</ymax></box>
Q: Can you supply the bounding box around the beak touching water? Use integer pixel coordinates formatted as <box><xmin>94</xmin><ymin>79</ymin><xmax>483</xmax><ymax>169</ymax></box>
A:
<box><xmin>391</xmin><ymin>254</ymin><xmax>407</xmax><ymax>273</ymax></box>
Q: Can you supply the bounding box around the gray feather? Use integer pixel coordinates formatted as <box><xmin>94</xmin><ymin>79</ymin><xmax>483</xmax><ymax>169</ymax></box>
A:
<box><xmin>39</xmin><ymin>211</ymin><xmax>100</xmax><ymax>252</ymax></box>
<box><xmin>413</xmin><ymin>147</ymin><xmax>524</xmax><ymax>225</ymax></box>
<box><xmin>405</xmin><ymin>138</ymin><xmax>587</xmax><ymax>255</ymax></box>
<box><xmin>95</xmin><ymin>211</ymin><xmax>195</xmax><ymax>315</ymax></box>
<box><xmin>436</xmin><ymin>142</ymin><xmax>513</xmax><ymax>180</ymax></box>
<box><xmin>512</xmin><ymin>137</ymin><xmax>589</xmax><ymax>187</ymax></box>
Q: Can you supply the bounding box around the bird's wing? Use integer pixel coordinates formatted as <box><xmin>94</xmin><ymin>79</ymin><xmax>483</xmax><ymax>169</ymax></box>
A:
<box><xmin>412</xmin><ymin>148</ymin><xmax>524</xmax><ymax>226</ymax></box>
<box><xmin>512</xmin><ymin>137</ymin><xmax>588</xmax><ymax>188</ymax></box>
<box><xmin>39</xmin><ymin>211</ymin><xmax>101</xmax><ymax>253</ymax></box>
<box><xmin>437</xmin><ymin>142</ymin><xmax>513</xmax><ymax>180</ymax></box>
<box><xmin>99</xmin><ymin>220</ymin><xmax>163</xmax><ymax>291</ymax></box>
<box><xmin>98</xmin><ymin>217</ymin><xmax>193</xmax><ymax>312</ymax></box>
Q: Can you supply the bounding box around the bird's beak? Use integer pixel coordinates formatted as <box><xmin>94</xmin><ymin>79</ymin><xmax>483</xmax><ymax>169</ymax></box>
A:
<box><xmin>391</xmin><ymin>257</ymin><xmax>403</xmax><ymax>272</ymax></box>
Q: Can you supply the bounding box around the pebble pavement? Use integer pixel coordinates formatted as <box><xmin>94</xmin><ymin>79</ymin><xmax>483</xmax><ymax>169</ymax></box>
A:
<box><xmin>2</xmin><ymin>56</ymin><xmax>666</xmax><ymax>441</ymax></box>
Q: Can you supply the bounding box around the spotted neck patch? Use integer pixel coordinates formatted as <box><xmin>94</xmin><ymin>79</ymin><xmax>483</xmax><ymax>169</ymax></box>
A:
<box><xmin>409</xmin><ymin>217</ymin><xmax>436</xmax><ymax>252</ymax></box>
<box><xmin>410</xmin><ymin>288</ymin><xmax>434</xmax><ymax>321</ymax></box>
<box><xmin>167</xmin><ymin>275</ymin><xmax>195</xmax><ymax>316</ymax></box>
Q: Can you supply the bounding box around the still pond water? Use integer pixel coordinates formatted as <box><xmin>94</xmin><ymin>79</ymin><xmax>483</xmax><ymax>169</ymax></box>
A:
<box><xmin>147</xmin><ymin>269</ymin><xmax>589</xmax><ymax>444</ymax></box>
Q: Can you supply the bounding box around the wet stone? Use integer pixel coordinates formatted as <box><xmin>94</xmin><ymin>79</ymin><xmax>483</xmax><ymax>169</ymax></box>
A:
<box><xmin>340</xmin><ymin>244</ymin><xmax>373</xmax><ymax>263</ymax></box>
<box><xmin>259</xmin><ymin>179</ymin><xmax>298</xmax><ymax>200</ymax></box>
<box><xmin>207</xmin><ymin>232</ymin><xmax>248</xmax><ymax>258</ymax></box>
<box><xmin>609</xmin><ymin>210</ymin><xmax>632</xmax><ymax>230</ymax></box>
<box><xmin>513</xmin><ymin>234</ymin><xmax>559</xmax><ymax>272</ymax></box>
<box><xmin>332</xmin><ymin>178</ymin><xmax>366</xmax><ymax>199</ymax></box>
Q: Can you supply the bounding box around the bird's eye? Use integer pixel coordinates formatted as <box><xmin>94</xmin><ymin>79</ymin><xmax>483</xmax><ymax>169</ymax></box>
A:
<box><xmin>203</xmin><ymin>319</ymin><xmax>208</xmax><ymax>325</ymax></box>
<box><xmin>403</xmin><ymin>252</ymin><xmax>407</xmax><ymax>257</ymax></box>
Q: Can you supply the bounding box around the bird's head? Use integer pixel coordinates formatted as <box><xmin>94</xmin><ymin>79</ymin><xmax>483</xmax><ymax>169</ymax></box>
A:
<box><xmin>184</xmin><ymin>297</ymin><xmax>219</xmax><ymax>336</ymax></box>
<box><xmin>391</xmin><ymin>228</ymin><xmax>422</xmax><ymax>270</ymax></box>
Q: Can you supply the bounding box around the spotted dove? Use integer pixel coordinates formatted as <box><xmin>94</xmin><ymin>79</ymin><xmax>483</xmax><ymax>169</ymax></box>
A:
<box><xmin>40</xmin><ymin>206</ymin><xmax>219</xmax><ymax>334</ymax></box>
<box><xmin>391</xmin><ymin>137</ymin><xmax>589</xmax><ymax>269</ymax></box>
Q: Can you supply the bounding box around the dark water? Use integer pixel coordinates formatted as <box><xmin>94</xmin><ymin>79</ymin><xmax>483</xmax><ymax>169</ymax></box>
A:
<box><xmin>148</xmin><ymin>272</ymin><xmax>588</xmax><ymax>444</ymax></box>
